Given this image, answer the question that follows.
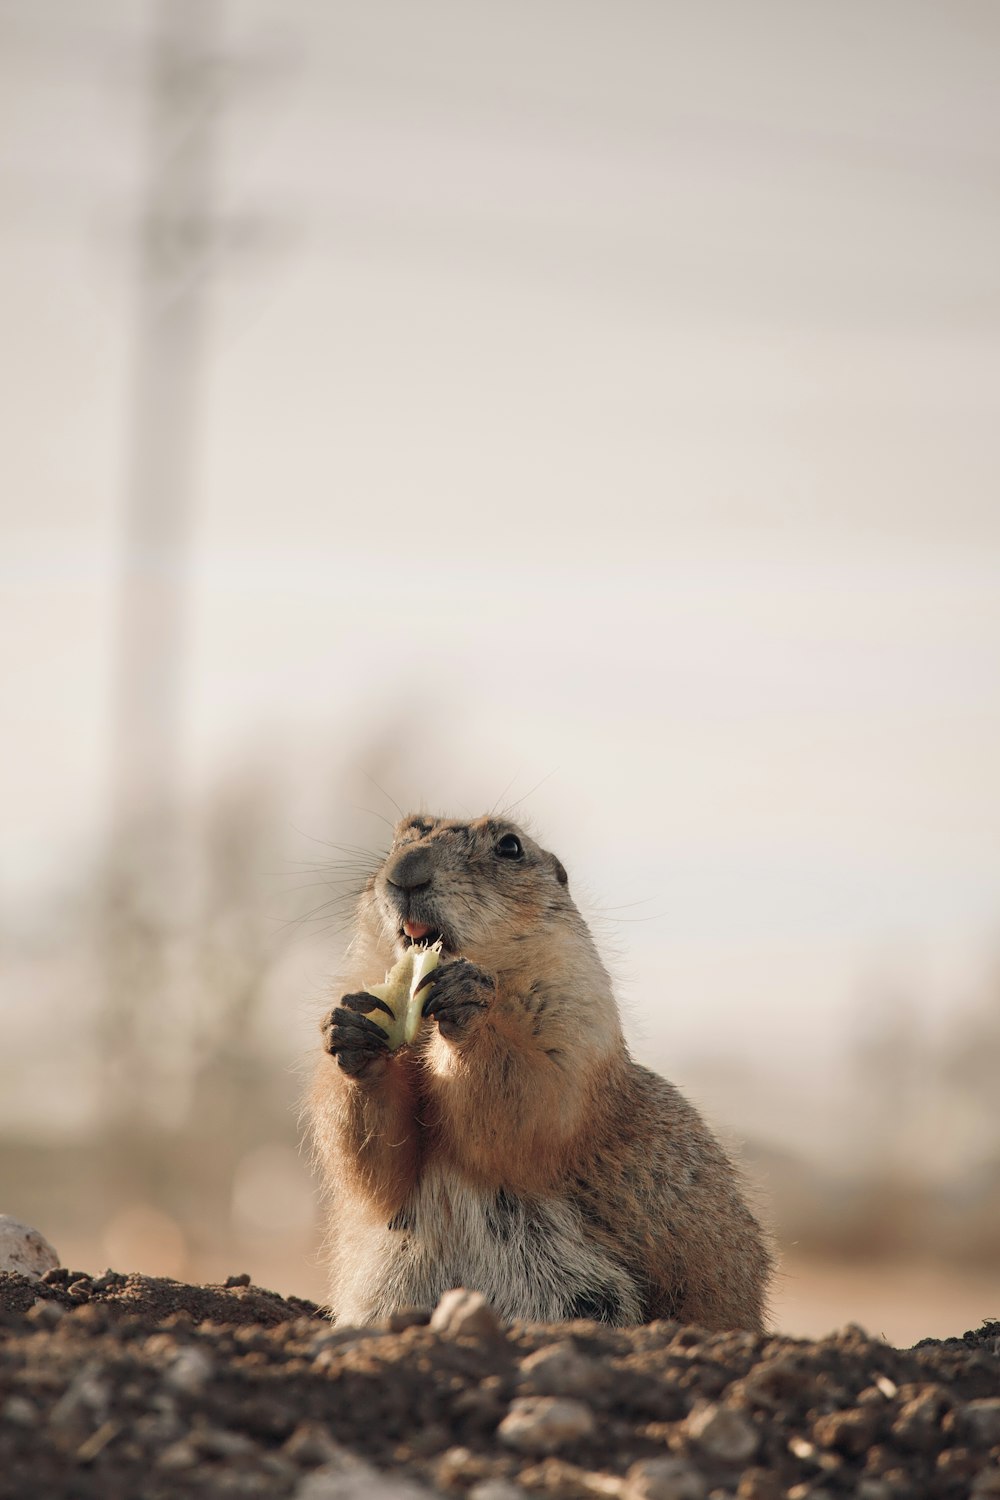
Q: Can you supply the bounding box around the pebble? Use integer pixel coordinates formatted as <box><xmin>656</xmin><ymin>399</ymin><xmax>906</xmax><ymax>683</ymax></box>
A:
<box><xmin>49</xmin><ymin>1368</ymin><xmax>110</xmax><ymax>1430</ymax></box>
<box><xmin>156</xmin><ymin>1438</ymin><xmax>199</xmax><ymax>1470</ymax></box>
<box><xmin>962</xmin><ymin>1398</ymin><xmax>1000</xmax><ymax>1447</ymax></box>
<box><xmin>25</xmin><ymin>1299</ymin><xmax>64</xmax><ymax>1328</ymax></box>
<box><xmin>429</xmin><ymin>1287</ymin><xmax>503</xmax><ymax>1340</ymax></box>
<box><xmin>309</xmin><ymin>1325</ymin><xmax>375</xmax><ymax>1358</ymax></box>
<box><xmin>519</xmin><ymin>1341</ymin><xmax>607</xmax><ymax>1400</ymax></box>
<box><xmin>195</xmin><ymin>1427</ymin><xmax>258</xmax><ymax>1458</ymax></box>
<box><xmin>735</xmin><ymin>1470</ymin><xmax>782</xmax><ymax>1500</ymax></box>
<box><xmin>0</xmin><ymin>1216</ymin><xmax>60</xmax><ymax>1279</ymax></box>
<box><xmin>89</xmin><ymin>1269</ymin><xmax>122</xmax><ymax>1292</ymax></box>
<box><xmin>498</xmin><ymin>1397</ymin><xmax>596</xmax><ymax>1455</ymax></box>
<box><xmin>163</xmin><ymin>1346</ymin><xmax>214</xmax><ymax>1395</ymax></box>
<box><xmin>2</xmin><ymin>1396</ymin><xmax>38</xmax><ymax>1428</ymax></box>
<box><xmin>812</xmin><ymin>1406</ymin><xmax>878</xmax><ymax>1456</ymax></box>
<box><xmin>296</xmin><ymin>1464</ymin><xmax>435</xmax><ymax>1499</ymax></box>
<box><xmin>686</xmin><ymin>1402</ymin><xmax>759</xmax><ymax>1464</ymax></box>
<box><xmin>468</xmin><ymin>1483</ymin><xmax>527</xmax><ymax>1500</ymax></box>
<box><xmin>854</xmin><ymin>1483</ymin><xmax>894</xmax><ymax>1500</ymax></box>
<box><xmin>892</xmin><ymin>1383</ymin><xmax>950</xmax><ymax>1452</ymax></box>
<box><xmin>387</xmin><ymin>1307</ymin><xmax>432</xmax><ymax>1331</ymax></box>
<box><xmin>624</xmin><ymin>1457</ymin><xmax>707</xmax><ymax>1500</ymax></box>
<box><xmin>284</xmin><ymin>1423</ymin><xmax>355</xmax><ymax>1467</ymax></box>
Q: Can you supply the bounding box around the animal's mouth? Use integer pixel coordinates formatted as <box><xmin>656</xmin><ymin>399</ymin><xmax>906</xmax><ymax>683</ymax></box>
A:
<box><xmin>398</xmin><ymin>919</ymin><xmax>451</xmax><ymax>956</ymax></box>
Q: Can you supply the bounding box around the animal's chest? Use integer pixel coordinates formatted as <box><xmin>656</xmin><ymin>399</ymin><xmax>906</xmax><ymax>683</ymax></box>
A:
<box><xmin>375</xmin><ymin>1164</ymin><xmax>643</xmax><ymax>1325</ymax></box>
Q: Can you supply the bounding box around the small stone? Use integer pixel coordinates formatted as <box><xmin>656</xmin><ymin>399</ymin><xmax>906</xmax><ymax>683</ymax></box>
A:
<box><xmin>624</xmin><ymin>1457</ymin><xmax>707</xmax><ymax>1500</ymax></box>
<box><xmin>2</xmin><ymin>1396</ymin><xmax>38</xmax><ymax>1427</ymax></box>
<box><xmin>157</xmin><ymin>1439</ymin><xmax>199</xmax><ymax>1470</ymax></box>
<box><xmin>891</xmin><ymin>1386</ymin><xmax>950</xmax><ymax>1452</ymax></box>
<box><xmin>284</xmin><ymin>1423</ymin><xmax>355</xmax><ymax>1467</ymax></box>
<box><xmin>196</xmin><ymin>1427</ymin><xmax>258</xmax><ymax>1457</ymax></box>
<box><xmin>812</xmin><ymin>1407</ymin><xmax>878</xmax><ymax>1457</ymax></box>
<box><xmin>0</xmin><ymin>1216</ymin><xmax>60</xmax><ymax>1278</ymax></box>
<box><xmin>296</xmin><ymin>1463</ymin><xmax>435</xmax><ymax>1498</ymax></box>
<box><xmin>226</xmin><ymin>1272</ymin><xmax>252</xmax><ymax>1287</ymax></box>
<box><xmin>309</xmin><ymin>1325</ymin><xmax>375</xmax><ymax>1356</ymax></box>
<box><xmin>873</xmin><ymin>1376</ymin><xmax>898</xmax><ymax>1399</ymax></box>
<box><xmin>855</xmin><ymin>1483</ymin><xmax>894</xmax><ymax>1500</ymax></box>
<box><xmin>49</xmin><ymin>1368</ymin><xmax>110</xmax><ymax>1430</ymax></box>
<box><xmin>468</xmin><ymin>1483</ymin><xmax>527</xmax><ymax>1500</ymax></box>
<box><xmin>430</xmin><ymin>1287</ymin><xmax>502</xmax><ymax>1339</ymax></box>
<box><xmin>519</xmin><ymin>1342</ymin><xmax>607</xmax><ymax>1400</ymax></box>
<box><xmin>90</xmin><ymin>1269</ymin><xmax>121</xmax><ymax>1292</ymax></box>
<box><xmin>163</xmin><ymin>1346</ymin><xmax>214</xmax><ymax>1395</ymax></box>
<box><xmin>387</xmin><ymin>1307</ymin><xmax>431</xmax><ymax>1331</ymax></box>
<box><xmin>735</xmin><ymin>1470</ymin><xmax>782</xmax><ymax>1500</ymax></box>
<box><xmin>963</xmin><ymin>1398</ymin><xmax>1000</xmax><ymax>1447</ymax></box>
<box><xmin>498</xmin><ymin>1397</ymin><xmax>596</xmax><ymax>1455</ymax></box>
<box><xmin>25</xmin><ymin>1298</ymin><xmax>64</xmax><ymax>1328</ymax></box>
<box><xmin>687</xmin><ymin>1402</ymin><xmax>758</xmax><ymax>1464</ymax></box>
<box><xmin>937</xmin><ymin>1447</ymin><xmax>981</xmax><ymax>1479</ymax></box>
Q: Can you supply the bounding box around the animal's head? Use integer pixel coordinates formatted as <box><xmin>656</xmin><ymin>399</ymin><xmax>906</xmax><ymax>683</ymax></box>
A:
<box><xmin>360</xmin><ymin>813</ymin><xmax>575</xmax><ymax>972</ymax></box>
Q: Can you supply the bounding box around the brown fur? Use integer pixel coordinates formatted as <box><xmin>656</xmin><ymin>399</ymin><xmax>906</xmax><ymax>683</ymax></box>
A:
<box><xmin>309</xmin><ymin>813</ymin><xmax>773</xmax><ymax>1330</ymax></box>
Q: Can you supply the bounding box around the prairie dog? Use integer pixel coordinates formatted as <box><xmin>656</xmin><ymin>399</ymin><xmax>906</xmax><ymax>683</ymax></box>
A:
<box><xmin>309</xmin><ymin>813</ymin><xmax>772</xmax><ymax>1329</ymax></box>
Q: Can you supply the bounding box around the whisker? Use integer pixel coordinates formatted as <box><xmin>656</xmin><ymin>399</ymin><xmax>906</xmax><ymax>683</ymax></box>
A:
<box><xmin>490</xmin><ymin>768</ymin><xmax>521</xmax><ymax>816</ymax></box>
<box><xmin>502</xmin><ymin>766</ymin><xmax>559</xmax><ymax>817</ymax></box>
<box><xmin>362</xmin><ymin>772</ymin><xmax>404</xmax><ymax>819</ymax></box>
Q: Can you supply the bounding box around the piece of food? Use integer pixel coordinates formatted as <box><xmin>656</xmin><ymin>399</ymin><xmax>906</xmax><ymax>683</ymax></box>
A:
<box><xmin>363</xmin><ymin>941</ymin><xmax>442</xmax><ymax>1050</ymax></box>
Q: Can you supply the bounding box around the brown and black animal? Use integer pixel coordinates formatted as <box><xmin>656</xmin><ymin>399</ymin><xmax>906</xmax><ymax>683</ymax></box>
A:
<box><xmin>309</xmin><ymin>813</ymin><xmax>772</xmax><ymax>1329</ymax></box>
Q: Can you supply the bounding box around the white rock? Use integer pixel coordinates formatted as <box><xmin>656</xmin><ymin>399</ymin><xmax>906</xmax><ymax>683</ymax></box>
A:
<box><xmin>164</xmin><ymin>1346</ymin><xmax>214</xmax><ymax>1394</ymax></box>
<box><xmin>964</xmin><ymin>1397</ymin><xmax>1000</xmax><ymax>1447</ymax></box>
<box><xmin>468</xmin><ymin>1483</ymin><xmax>528</xmax><ymax>1500</ymax></box>
<box><xmin>0</xmin><ymin>1216</ymin><xmax>59</xmax><ymax>1279</ymax></box>
<box><xmin>686</xmin><ymin>1401</ymin><xmax>758</xmax><ymax>1464</ymax></box>
<box><xmin>1</xmin><ymin>1396</ymin><xmax>38</xmax><ymax>1428</ymax></box>
<box><xmin>497</xmin><ymin>1396</ymin><xmax>596</xmax><ymax>1454</ymax></box>
<box><xmin>519</xmin><ymin>1341</ymin><xmax>606</xmax><ymax>1399</ymax></box>
<box><xmin>296</xmin><ymin>1464</ymin><xmax>434</xmax><ymax>1499</ymax></box>
<box><xmin>429</xmin><ymin>1287</ymin><xmax>502</xmax><ymax>1339</ymax></box>
<box><xmin>624</xmin><ymin>1458</ymin><xmax>707</xmax><ymax>1500</ymax></box>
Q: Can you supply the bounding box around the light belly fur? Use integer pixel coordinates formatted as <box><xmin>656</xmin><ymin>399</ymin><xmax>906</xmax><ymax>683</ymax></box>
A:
<box><xmin>330</xmin><ymin>1161</ymin><xmax>644</xmax><ymax>1326</ymax></box>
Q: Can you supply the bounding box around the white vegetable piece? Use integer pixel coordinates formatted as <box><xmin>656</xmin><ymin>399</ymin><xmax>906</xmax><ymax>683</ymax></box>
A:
<box><xmin>363</xmin><ymin>941</ymin><xmax>442</xmax><ymax>1050</ymax></box>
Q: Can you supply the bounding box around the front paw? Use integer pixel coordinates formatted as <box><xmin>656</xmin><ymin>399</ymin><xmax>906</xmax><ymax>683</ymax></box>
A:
<box><xmin>322</xmin><ymin>997</ymin><xmax>391</xmax><ymax>1077</ymax></box>
<box><xmin>416</xmin><ymin>959</ymin><xmax>494</xmax><ymax>1042</ymax></box>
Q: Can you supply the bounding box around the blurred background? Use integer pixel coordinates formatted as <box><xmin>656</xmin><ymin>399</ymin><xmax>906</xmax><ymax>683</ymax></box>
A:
<box><xmin>2</xmin><ymin>0</ymin><xmax>999</xmax><ymax>1345</ymax></box>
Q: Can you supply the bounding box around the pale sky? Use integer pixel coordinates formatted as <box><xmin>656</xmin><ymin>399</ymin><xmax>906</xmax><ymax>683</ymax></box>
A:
<box><xmin>2</xmin><ymin>1</ymin><xmax>999</xmax><ymax>1111</ymax></box>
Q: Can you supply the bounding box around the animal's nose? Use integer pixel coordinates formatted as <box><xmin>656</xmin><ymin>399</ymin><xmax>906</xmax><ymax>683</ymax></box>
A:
<box><xmin>384</xmin><ymin>845</ymin><xmax>434</xmax><ymax>890</ymax></box>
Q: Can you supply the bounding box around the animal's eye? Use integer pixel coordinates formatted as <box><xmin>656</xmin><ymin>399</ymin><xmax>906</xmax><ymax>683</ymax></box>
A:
<box><xmin>495</xmin><ymin>834</ymin><xmax>523</xmax><ymax>860</ymax></box>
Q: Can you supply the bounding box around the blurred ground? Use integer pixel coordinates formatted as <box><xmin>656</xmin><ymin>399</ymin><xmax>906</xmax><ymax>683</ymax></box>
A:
<box><xmin>2</xmin><ymin>1270</ymin><xmax>998</xmax><ymax>1500</ymax></box>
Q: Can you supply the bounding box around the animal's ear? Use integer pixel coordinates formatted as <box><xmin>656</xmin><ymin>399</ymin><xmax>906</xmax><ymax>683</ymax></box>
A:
<box><xmin>551</xmin><ymin>856</ymin><xmax>569</xmax><ymax>887</ymax></box>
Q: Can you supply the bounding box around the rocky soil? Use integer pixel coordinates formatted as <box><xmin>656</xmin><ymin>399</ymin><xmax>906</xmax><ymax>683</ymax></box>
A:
<box><xmin>0</xmin><ymin>1269</ymin><xmax>998</xmax><ymax>1500</ymax></box>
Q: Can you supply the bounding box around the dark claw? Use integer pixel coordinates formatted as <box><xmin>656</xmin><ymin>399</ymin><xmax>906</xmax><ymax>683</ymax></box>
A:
<box><xmin>422</xmin><ymin>991</ymin><xmax>488</xmax><ymax>1021</ymax></box>
<box><xmin>330</xmin><ymin>1007</ymin><xmax>391</xmax><ymax>1042</ymax></box>
<box><xmin>414</xmin><ymin>968</ymin><xmax>439</xmax><ymax>996</ymax></box>
<box><xmin>418</xmin><ymin>960</ymin><xmax>494</xmax><ymax>1039</ymax></box>
<box><xmin>323</xmin><ymin>1003</ymin><xmax>392</xmax><ymax>1076</ymax></box>
<box><xmin>341</xmin><ymin>991</ymin><xmax>394</xmax><ymax>1019</ymax></box>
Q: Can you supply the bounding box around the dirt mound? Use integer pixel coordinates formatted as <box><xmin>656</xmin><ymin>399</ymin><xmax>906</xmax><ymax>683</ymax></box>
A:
<box><xmin>1</xmin><ymin>1269</ymin><xmax>998</xmax><ymax>1499</ymax></box>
